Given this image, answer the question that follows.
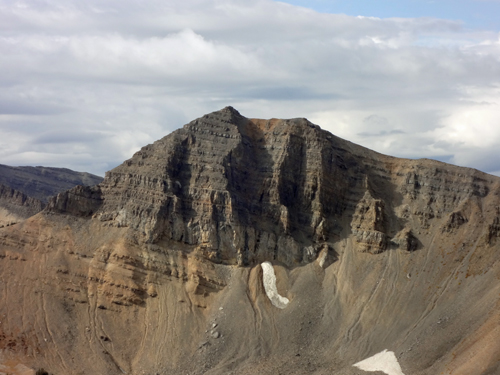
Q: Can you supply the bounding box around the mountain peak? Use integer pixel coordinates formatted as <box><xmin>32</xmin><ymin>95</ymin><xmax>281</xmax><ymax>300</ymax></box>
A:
<box><xmin>1</xmin><ymin>109</ymin><xmax>500</xmax><ymax>375</ymax></box>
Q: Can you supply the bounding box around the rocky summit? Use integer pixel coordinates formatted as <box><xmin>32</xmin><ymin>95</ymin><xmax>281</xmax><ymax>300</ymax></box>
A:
<box><xmin>1</xmin><ymin>107</ymin><xmax>500</xmax><ymax>375</ymax></box>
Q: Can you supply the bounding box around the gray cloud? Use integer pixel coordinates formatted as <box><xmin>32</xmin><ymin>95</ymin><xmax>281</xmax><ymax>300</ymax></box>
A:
<box><xmin>0</xmin><ymin>0</ymin><xmax>499</xmax><ymax>176</ymax></box>
<box><xmin>32</xmin><ymin>130</ymin><xmax>103</xmax><ymax>144</ymax></box>
<box><xmin>358</xmin><ymin>130</ymin><xmax>406</xmax><ymax>137</ymax></box>
<box><xmin>0</xmin><ymin>98</ymin><xmax>69</xmax><ymax>115</ymax></box>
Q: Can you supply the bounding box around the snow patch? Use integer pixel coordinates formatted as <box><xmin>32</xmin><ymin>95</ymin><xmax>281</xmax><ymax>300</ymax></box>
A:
<box><xmin>353</xmin><ymin>349</ymin><xmax>405</xmax><ymax>375</ymax></box>
<box><xmin>317</xmin><ymin>248</ymin><xmax>327</xmax><ymax>267</ymax></box>
<box><xmin>261</xmin><ymin>261</ymin><xmax>289</xmax><ymax>309</ymax></box>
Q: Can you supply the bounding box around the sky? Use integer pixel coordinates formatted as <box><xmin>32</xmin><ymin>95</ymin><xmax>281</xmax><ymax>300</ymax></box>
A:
<box><xmin>1</xmin><ymin>0</ymin><xmax>499</xmax><ymax>177</ymax></box>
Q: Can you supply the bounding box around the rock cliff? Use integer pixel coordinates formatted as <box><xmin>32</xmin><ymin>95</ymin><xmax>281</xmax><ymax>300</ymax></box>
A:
<box><xmin>0</xmin><ymin>184</ymin><xmax>45</xmax><ymax>228</ymax></box>
<box><xmin>1</xmin><ymin>107</ymin><xmax>500</xmax><ymax>375</ymax></box>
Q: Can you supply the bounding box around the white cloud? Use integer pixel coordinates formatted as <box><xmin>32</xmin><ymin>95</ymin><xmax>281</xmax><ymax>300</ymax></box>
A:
<box><xmin>0</xmin><ymin>0</ymin><xmax>499</xmax><ymax>176</ymax></box>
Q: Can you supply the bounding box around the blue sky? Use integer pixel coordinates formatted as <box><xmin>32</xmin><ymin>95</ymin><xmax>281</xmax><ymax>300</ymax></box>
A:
<box><xmin>0</xmin><ymin>0</ymin><xmax>499</xmax><ymax>176</ymax></box>
<box><xmin>279</xmin><ymin>0</ymin><xmax>500</xmax><ymax>30</ymax></box>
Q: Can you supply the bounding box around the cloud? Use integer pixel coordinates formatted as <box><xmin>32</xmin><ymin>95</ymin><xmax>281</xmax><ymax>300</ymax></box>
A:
<box><xmin>0</xmin><ymin>0</ymin><xmax>499</xmax><ymax>176</ymax></box>
<box><xmin>0</xmin><ymin>98</ymin><xmax>68</xmax><ymax>115</ymax></box>
<box><xmin>32</xmin><ymin>130</ymin><xmax>102</xmax><ymax>144</ymax></box>
<box><xmin>358</xmin><ymin>130</ymin><xmax>406</xmax><ymax>137</ymax></box>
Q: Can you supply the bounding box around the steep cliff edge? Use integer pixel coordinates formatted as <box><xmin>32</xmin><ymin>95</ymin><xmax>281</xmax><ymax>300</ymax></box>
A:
<box><xmin>1</xmin><ymin>107</ymin><xmax>500</xmax><ymax>375</ymax></box>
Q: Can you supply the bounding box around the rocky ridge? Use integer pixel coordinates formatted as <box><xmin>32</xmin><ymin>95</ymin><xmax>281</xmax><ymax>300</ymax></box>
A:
<box><xmin>0</xmin><ymin>164</ymin><xmax>103</xmax><ymax>203</ymax></box>
<box><xmin>1</xmin><ymin>107</ymin><xmax>500</xmax><ymax>375</ymax></box>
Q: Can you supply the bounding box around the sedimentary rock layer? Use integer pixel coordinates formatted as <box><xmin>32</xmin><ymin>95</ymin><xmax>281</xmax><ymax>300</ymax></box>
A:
<box><xmin>1</xmin><ymin>107</ymin><xmax>500</xmax><ymax>375</ymax></box>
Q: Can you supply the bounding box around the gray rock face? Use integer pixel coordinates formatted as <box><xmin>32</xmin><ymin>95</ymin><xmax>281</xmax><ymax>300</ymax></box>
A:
<box><xmin>46</xmin><ymin>185</ymin><xmax>103</xmax><ymax>217</ymax></box>
<box><xmin>95</xmin><ymin>106</ymin><xmax>349</xmax><ymax>267</ymax></box>
<box><xmin>68</xmin><ymin>106</ymin><xmax>495</xmax><ymax>268</ymax></box>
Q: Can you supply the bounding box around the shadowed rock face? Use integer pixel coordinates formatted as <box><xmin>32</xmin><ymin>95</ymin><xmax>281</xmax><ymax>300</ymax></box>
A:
<box><xmin>1</xmin><ymin>107</ymin><xmax>500</xmax><ymax>375</ymax></box>
<box><xmin>92</xmin><ymin>107</ymin><xmax>350</xmax><ymax>267</ymax></box>
<box><xmin>0</xmin><ymin>184</ymin><xmax>45</xmax><ymax>227</ymax></box>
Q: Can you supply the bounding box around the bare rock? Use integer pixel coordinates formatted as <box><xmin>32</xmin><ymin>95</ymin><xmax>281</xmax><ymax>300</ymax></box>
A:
<box><xmin>391</xmin><ymin>228</ymin><xmax>419</xmax><ymax>251</ymax></box>
<box><xmin>45</xmin><ymin>185</ymin><xmax>103</xmax><ymax>217</ymax></box>
<box><xmin>351</xmin><ymin>191</ymin><xmax>388</xmax><ymax>253</ymax></box>
<box><xmin>1</xmin><ymin>107</ymin><xmax>500</xmax><ymax>375</ymax></box>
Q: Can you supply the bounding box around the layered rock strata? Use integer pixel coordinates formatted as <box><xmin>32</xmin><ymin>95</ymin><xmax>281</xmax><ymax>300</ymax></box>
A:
<box><xmin>1</xmin><ymin>107</ymin><xmax>500</xmax><ymax>375</ymax></box>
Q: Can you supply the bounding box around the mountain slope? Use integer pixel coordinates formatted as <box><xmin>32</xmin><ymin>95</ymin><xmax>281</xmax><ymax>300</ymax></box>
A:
<box><xmin>0</xmin><ymin>107</ymin><xmax>499</xmax><ymax>375</ymax></box>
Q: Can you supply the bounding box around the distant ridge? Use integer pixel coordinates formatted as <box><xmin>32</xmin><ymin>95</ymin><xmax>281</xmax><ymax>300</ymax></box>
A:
<box><xmin>0</xmin><ymin>164</ymin><xmax>103</xmax><ymax>203</ymax></box>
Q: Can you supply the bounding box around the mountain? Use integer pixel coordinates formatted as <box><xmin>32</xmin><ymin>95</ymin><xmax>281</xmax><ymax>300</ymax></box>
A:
<box><xmin>0</xmin><ymin>164</ymin><xmax>103</xmax><ymax>203</ymax></box>
<box><xmin>0</xmin><ymin>107</ymin><xmax>499</xmax><ymax>375</ymax></box>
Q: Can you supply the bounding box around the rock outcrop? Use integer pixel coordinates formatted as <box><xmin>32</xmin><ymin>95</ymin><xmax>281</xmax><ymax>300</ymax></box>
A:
<box><xmin>1</xmin><ymin>107</ymin><xmax>500</xmax><ymax>375</ymax></box>
<box><xmin>0</xmin><ymin>184</ymin><xmax>45</xmax><ymax>227</ymax></box>
<box><xmin>351</xmin><ymin>191</ymin><xmax>388</xmax><ymax>253</ymax></box>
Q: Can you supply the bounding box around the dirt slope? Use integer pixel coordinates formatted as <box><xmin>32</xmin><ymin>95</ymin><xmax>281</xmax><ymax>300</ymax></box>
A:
<box><xmin>1</xmin><ymin>107</ymin><xmax>499</xmax><ymax>374</ymax></box>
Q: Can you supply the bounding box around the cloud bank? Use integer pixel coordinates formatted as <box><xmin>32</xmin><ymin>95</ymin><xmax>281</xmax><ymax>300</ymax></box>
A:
<box><xmin>1</xmin><ymin>0</ymin><xmax>499</xmax><ymax>176</ymax></box>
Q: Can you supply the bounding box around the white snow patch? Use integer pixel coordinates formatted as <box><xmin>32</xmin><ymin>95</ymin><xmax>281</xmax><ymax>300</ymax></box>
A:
<box><xmin>353</xmin><ymin>349</ymin><xmax>405</xmax><ymax>375</ymax></box>
<box><xmin>317</xmin><ymin>248</ymin><xmax>327</xmax><ymax>268</ymax></box>
<box><xmin>261</xmin><ymin>261</ymin><xmax>289</xmax><ymax>309</ymax></box>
